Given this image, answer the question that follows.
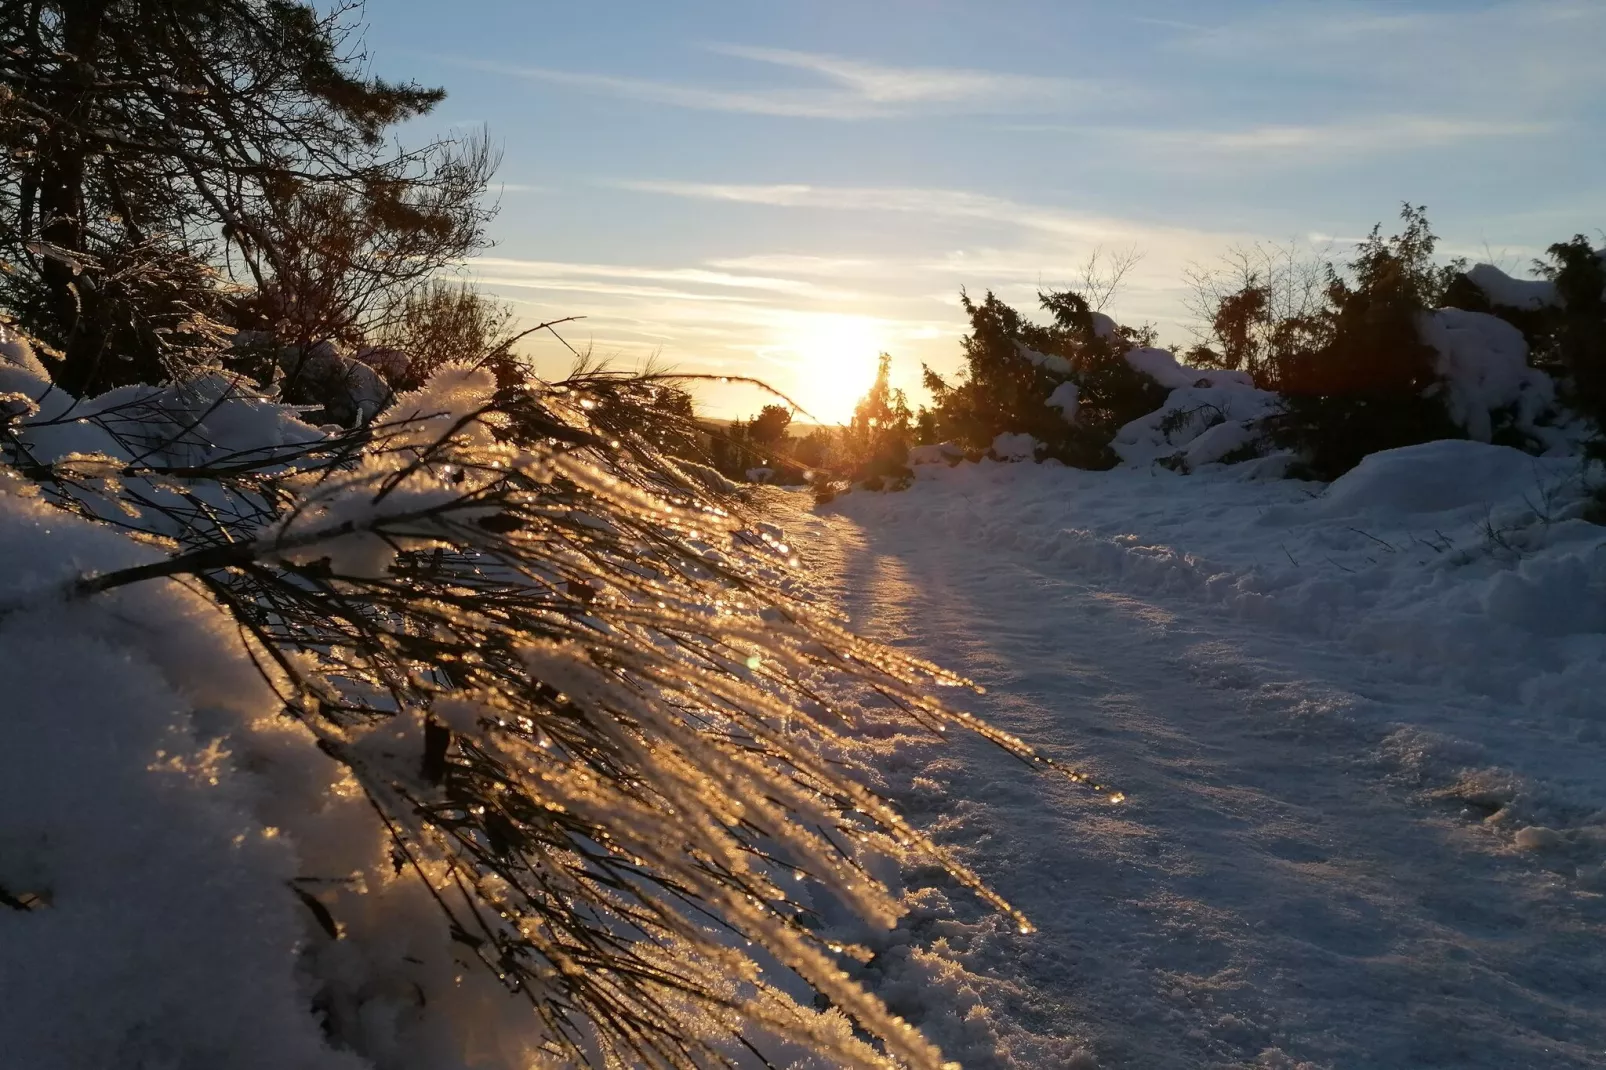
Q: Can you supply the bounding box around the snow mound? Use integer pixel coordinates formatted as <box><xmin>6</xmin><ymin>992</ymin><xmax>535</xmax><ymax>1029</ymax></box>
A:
<box><xmin>909</xmin><ymin>442</ymin><xmax>965</xmax><ymax>465</ymax></box>
<box><xmin>1125</xmin><ymin>347</ymin><xmax>1255</xmax><ymax>391</ymax></box>
<box><xmin>0</xmin><ymin>360</ymin><xmax>324</xmax><ymax>473</ymax></box>
<box><xmin>1184</xmin><ymin>418</ymin><xmax>1263</xmax><ymax>469</ymax></box>
<box><xmin>1420</xmin><ymin>308</ymin><xmax>1555</xmax><ymax>443</ymax></box>
<box><xmin>990</xmin><ymin>432</ymin><xmax>1039</xmax><ymax>461</ymax></box>
<box><xmin>1112</xmin><ymin>384</ymin><xmax>1282</xmax><ymax>467</ymax></box>
<box><xmin>1090</xmin><ymin>311</ymin><xmax>1121</xmax><ymax>340</ymax></box>
<box><xmin>1465</xmin><ymin>263</ymin><xmax>1559</xmax><ymax>311</ymax></box>
<box><xmin>1045</xmin><ymin>380</ymin><xmax>1081</xmax><ymax>422</ymax></box>
<box><xmin>1016</xmin><ymin>342</ymin><xmax>1071</xmax><ymax>376</ymax></box>
<box><xmin>280</xmin><ymin>341</ymin><xmax>393</xmax><ymax>426</ymax></box>
<box><xmin>1316</xmin><ymin>439</ymin><xmax>1558</xmax><ymax>517</ymax></box>
<box><xmin>353</xmin><ymin>344</ymin><xmax>414</xmax><ymax>385</ymax></box>
<box><xmin>0</xmin><ymin>484</ymin><xmax>364</xmax><ymax>1070</ymax></box>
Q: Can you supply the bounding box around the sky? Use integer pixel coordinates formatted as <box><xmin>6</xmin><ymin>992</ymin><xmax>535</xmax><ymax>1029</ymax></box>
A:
<box><xmin>364</xmin><ymin>0</ymin><xmax>1606</xmax><ymax>423</ymax></box>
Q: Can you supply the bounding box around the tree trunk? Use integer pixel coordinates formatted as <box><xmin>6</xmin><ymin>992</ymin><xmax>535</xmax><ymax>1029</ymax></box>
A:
<box><xmin>40</xmin><ymin>0</ymin><xmax>111</xmax><ymax>395</ymax></box>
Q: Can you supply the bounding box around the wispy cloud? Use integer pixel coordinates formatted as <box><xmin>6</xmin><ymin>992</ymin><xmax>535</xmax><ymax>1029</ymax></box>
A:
<box><xmin>614</xmin><ymin>180</ymin><xmax>1243</xmax><ymax>251</ymax></box>
<box><xmin>704</xmin><ymin>253</ymin><xmax>887</xmax><ymax>278</ymax></box>
<box><xmin>1165</xmin><ymin>1</ymin><xmax>1606</xmax><ymax>109</ymax></box>
<box><xmin>706</xmin><ymin>44</ymin><xmax>1095</xmax><ymax>108</ymax></box>
<box><xmin>470</xmin><ymin>257</ymin><xmax>865</xmax><ymax>302</ymax></box>
<box><xmin>469</xmin><ymin>45</ymin><xmax>1103</xmax><ymax>120</ymax></box>
<box><xmin>1117</xmin><ymin>114</ymin><xmax>1562</xmax><ymax>159</ymax></box>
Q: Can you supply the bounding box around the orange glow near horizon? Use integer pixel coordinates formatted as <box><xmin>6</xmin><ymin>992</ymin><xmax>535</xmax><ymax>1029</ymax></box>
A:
<box><xmin>772</xmin><ymin>312</ymin><xmax>886</xmax><ymax>425</ymax></box>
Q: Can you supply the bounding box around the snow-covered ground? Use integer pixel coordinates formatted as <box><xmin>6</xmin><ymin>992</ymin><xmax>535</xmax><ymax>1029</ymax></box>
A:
<box><xmin>780</xmin><ymin>448</ymin><xmax>1606</xmax><ymax>1069</ymax></box>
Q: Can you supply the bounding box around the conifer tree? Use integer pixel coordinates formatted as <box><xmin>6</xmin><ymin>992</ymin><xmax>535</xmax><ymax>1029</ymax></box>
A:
<box><xmin>0</xmin><ymin>0</ymin><xmax>493</xmax><ymax>393</ymax></box>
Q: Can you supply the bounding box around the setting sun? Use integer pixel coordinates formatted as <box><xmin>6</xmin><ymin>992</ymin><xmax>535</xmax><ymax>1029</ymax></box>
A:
<box><xmin>768</xmin><ymin>312</ymin><xmax>887</xmax><ymax>425</ymax></box>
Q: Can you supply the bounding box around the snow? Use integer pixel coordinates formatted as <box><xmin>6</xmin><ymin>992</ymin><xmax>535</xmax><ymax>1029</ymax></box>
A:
<box><xmin>0</xmin><ymin>322</ymin><xmax>48</xmax><ymax>377</ymax></box>
<box><xmin>1465</xmin><ymin>263</ymin><xmax>1559</xmax><ymax>311</ymax></box>
<box><xmin>1045</xmin><ymin>380</ymin><xmax>1081</xmax><ymax>422</ymax></box>
<box><xmin>798</xmin><ymin>447</ymin><xmax>1606</xmax><ymax>1067</ymax></box>
<box><xmin>1419</xmin><ymin>308</ymin><xmax>1556</xmax><ymax>443</ymax></box>
<box><xmin>3</xmin><ymin>352</ymin><xmax>995</xmax><ymax>1070</ymax></box>
<box><xmin>0</xmin><ymin>359</ymin><xmax>324</xmax><ymax>472</ymax></box>
<box><xmin>0</xmin><ymin>480</ymin><xmax>364</xmax><ymax>1070</ymax></box>
<box><xmin>836</xmin><ymin>443</ymin><xmax>1606</xmax><ymax>715</ymax></box>
<box><xmin>990</xmin><ymin>432</ymin><xmax>1039</xmax><ymax>461</ymax></box>
<box><xmin>1112</xmin><ymin>384</ymin><xmax>1282</xmax><ymax>467</ymax></box>
<box><xmin>1124</xmin><ymin>347</ymin><xmax>1256</xmax><ymax>391</ymax></box>
<box><xmin>1017</xmin><ymin>342</ymin><xmax>1071</xmax><ymax>376</ymax></box>
<box><xmin>908</xmin><ymin>442</ymin><xmax>965</xmax><ymax>465</ymax></box>
<box><xmin>1181</xmin><ymin>418</ymin><xmax>1261</xmax><ymax>469</ymax></box>
<box><xmin>280</xmin><ymin>340</ymin><xmax>394</xmax><ymax>425</ymax></box>
<box><xmin>1314</xmin><ymin>438</ymin><xmax>1563</xmax><ymax>517</ymax></box>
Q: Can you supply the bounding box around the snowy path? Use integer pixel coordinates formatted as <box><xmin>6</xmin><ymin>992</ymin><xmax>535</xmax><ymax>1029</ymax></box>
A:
<box><xmin>780</xmin><ymin>489</ymin><xmax>1606</xmax><ymax>1070</ymax></box>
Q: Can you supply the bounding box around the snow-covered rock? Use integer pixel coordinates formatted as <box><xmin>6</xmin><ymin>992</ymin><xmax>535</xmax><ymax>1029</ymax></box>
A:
<box><xmin>353</xmin><ymin>345</ymin><xmax>414</xmax><ymax>386</ymax></box>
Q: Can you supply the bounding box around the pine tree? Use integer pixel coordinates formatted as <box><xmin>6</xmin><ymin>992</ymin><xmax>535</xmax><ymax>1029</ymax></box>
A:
<box><xmin>1536</xmin><ymin>236</ymin><xmax>1606</xmax><ymax>449</ymax></box>
<box><xmin>842</xmin><ymin>353</ymin><xmax>913</xmax><ymax>485</ymax></box>
<box><xmin>0</xmin><ymin>0</ymin><xmax>494</xmax><ymax>393</ymax></box>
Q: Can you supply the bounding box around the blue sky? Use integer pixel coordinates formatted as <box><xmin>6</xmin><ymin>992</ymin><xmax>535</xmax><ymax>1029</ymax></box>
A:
<box><xmin>366</xmin><ymin>0</ymin><xmax>1605</xmax><ymax>422</ymax></box>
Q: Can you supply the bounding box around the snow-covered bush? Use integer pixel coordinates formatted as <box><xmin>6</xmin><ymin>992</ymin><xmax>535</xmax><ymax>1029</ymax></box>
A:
<box><xmin>1536</xmin><ymin>237</ymin><xmax>1606</xmax><ymax>454</ymax></box>
<box><xmin>1111</xmin><ymin>380</ymin><xmax>1282</xmax><ymax>470</ymax></box>
<box><xmin>921</xmin><ymin>289</ymin><xmax>1167</xmax><ymax>469</ymax></box>
<box><xmin>1442</xmin><ymin>238</ymin><xmax>1606</xmax><ymax>456</ymax></box>
<box><xmin>908</xmin><ymin>442</ymin><xmax>965</xmax><ymax>466</ymax></box>
<box><xmin>1419</xmin><ymin>308</ymin><xmax>1562</xmax><ymax>449</ymax></box>
<box><xmin>0</xmin><ymin>345</ymin><xmax>1048</xmax><ymax>1069</ymax></box>
<box><xmin>989</xmin><ymin>431</ymin><xmax>1040</xmax><ymax>461</ymax></box>
<box><xmin>1264</xmin><ymin>206</ymin><xmax>1471</xmax><ymax>479</ymax></box>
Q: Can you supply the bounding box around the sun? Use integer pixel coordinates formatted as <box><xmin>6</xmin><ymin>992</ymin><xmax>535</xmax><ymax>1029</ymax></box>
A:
<box><xmin>779</xmin><ymin>313</ymin><xmax>886</xmax><ymax>425</ymax></box>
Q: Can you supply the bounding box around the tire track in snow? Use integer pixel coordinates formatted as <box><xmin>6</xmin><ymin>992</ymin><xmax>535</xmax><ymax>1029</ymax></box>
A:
<box><xmin>781</xmin><ymin>492</ymin><xmax>1606</xmax><ymax>1070</ymax></box>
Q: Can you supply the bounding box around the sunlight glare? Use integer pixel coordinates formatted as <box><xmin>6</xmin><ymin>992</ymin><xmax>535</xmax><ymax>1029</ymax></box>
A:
<box><xmin>778</xmin><ymin>313</ymin><xmax>885</xmax><ymax>424</ymax></box>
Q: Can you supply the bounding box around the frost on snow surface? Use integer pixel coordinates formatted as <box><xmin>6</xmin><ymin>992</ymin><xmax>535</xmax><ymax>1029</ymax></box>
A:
<box><xmin>805</xmin><ymin>442</ymin><xmax>1606</xmax><ymax>1068</ymax></box>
